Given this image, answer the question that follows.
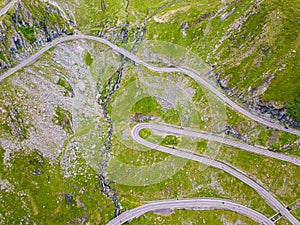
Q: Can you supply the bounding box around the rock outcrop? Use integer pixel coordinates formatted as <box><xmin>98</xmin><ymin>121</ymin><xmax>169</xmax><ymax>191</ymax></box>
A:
<box><xmin>0</xmin><ymin>0</ymin><xmax>73</xmax><ymax>70</ymax></box>
<box><xmin>216</xmin><ymin>73</ymin><xmax>300</xmax><ymax>128</ymax></box>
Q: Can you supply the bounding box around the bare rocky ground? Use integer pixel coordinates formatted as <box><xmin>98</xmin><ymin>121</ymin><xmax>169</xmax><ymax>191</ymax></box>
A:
<box><xmin>0</xmin><ymin>39</ymin><xmax>120</xmax><ymax>176</ymax></box>
<box><xmin>0</xmin><ymin>1</ymin><xmax>298</xmax><ymax>224</ymax></box>
<box><xmin>136</xmin><ymin>66</ymin><xmax>196</xmax><ymax>111</ymax></box>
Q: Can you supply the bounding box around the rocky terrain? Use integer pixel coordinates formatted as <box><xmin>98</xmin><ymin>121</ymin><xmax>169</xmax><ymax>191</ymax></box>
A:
<box><xmin>217</xmin><ymin>73</ymin><xmax>300</xmax><ymax>128</ymax></box>
<box><xmin>1</xmin><ymin>0</ymin><xmax>299</xmax><ymax>127</ymax></box>
<box><xmin>0</xmin><ymin>0</ymin><xmax>299</xmax><ymax>224</ymax></box>
<box><xmin>0</xmin><ymin>0</ymin><xmax>73</xmax><ymax>69</ymax></box>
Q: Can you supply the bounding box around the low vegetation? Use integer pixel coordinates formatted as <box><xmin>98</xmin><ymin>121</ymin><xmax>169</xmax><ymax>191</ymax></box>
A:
<box><xmin>18</xmin><ymin>26</ymin><xmax>36</xmax><ymax>44</ymax></box>
<box><xmin>84</xmin><ymin>51</ymin><xmax>93</xmax><ymax>66</ymax></box>
<box><xmin>130</xmin><ymin>209</ymin><xmax>258</xmax><ymax>225</ymax></box>
<box><xmin>52</xmin><ymin>106</ymin><xmax>73</xmax><ymax>134</ymax></box>
<box><xmin>161</xmin><ymin>135</ymin><xmax>178</xmax><ymax>147</ymax></box>
<box><xmin>0</xmin><ymin>147</ymin><xmax>114</xmax><ymax>224</ymax></box>
<box><xmin>139</xmin><ymin>128</ymin><xmax>152</xmax><ymax>139</ymax></box>
<box><xmin>1</xmin><ymin>0</ymin><xmax>299</xmax><ymax>224</ymax></box>
<box><xmin>56</xmin><ymin>77</ymin><xmax>74</xmax><ymax>97</ymax></box>
<box><xmin>286</xmin><ymin>95</ymin><xmax>300</xmax><ymax>123</ymax></box>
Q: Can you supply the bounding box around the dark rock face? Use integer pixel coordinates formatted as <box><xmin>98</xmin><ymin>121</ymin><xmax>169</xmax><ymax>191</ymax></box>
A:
<box><xmin>215</xmin><ymin>73</ymin><xmax>300</xmax><ymax>128</ymax></box>
<box><xmin>197</xmin><ymin>12</ymin><xmax>215</xmax><ymax>23</ymax></box>
<box><xmin>225</xmin><ymin>125</ymin><xmax>247</xmax><ymax>141</ymax></box>
<box><xmin>65</xmin><ymin>193</ymin><xmax>74</xmax><ymax>205</ymax></box>
<box><xmin>13</xmin><ymin>36</ymin><xmax>22</xmax><ymax>48</ymax></box>
<box><xmin>248</xmin><ymin>100</ymin><xmax>300</xmax><ymax>128</ymax></box>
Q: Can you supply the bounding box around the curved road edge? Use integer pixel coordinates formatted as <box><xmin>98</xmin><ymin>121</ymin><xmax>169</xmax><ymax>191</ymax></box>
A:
<box><xmin>0</xmin><ymin>3</ymin><xmax>297</xmax><ymax>225</ymax></box>
<box><xmin>131</xmin><ymin>123</ymin><xmax>299</xmax><ymax>225</ymax></box>
<box><xmin>0</xmin><ymin>34</ymin><xmax>299</xmax><ymax>137</ymax></box>
<box><xmin>0</xmin><ymin>0</ymin><xmax>19</xmax><ymax>17</ymax></box>
<box><xmin>106</xmin><ymin>198</ymin><xmax>274</xmax><ymax>225</ymax></box>
<box><xmin>149</xmin><ymin>123</ymin><xmax>300</xmax><ymax>167</ymax></box>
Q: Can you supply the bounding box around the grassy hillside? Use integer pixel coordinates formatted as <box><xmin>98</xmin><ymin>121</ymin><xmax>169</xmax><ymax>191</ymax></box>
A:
<box><xmin>2</xmin><ymin>0</ymin><xmax>299</xmax><ymax>106</ymax></box>
<box><xmin>0</xmin><ymin>0</ymin><xmax>299</xmax><ymax>224</ymax></box>
<box><xmin>51</xmin><ymin>0</ymin><xmax>300</xmax><ymax>122</ymax></box>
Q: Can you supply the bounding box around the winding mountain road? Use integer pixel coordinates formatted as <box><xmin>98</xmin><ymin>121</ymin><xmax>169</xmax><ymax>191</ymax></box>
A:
<box><xmin>131</xmin><ymin>123</ymin><xmax>299</xmax><ymax>225</ymax></box>
<box><xmin>1</xmin><ymin>34</ymin><xmax>299</xmax><ymax>137</ymax></box>
<box><xmin>145</xmin><ymin>123</ymin><xmax>300</xmax><ymax>166</ymax></box>
<box><xmin>0</xmin><ymin>34</ymin><xmax>299</xmax><ymax>224</ymax></box>
<box><xmin>107</xmin><ymin>198</ymin><xmax>274</xmax><ymax>225</ymax></box>
<box><xmin>0</xmin><ymin>34</ymin><xmax>299</xmax><ymax>166</ymax></box>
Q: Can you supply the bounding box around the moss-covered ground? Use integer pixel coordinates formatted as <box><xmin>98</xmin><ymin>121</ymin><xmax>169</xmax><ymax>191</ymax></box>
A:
<box><xmin>0</xmin><ymin>0</ymin><xmax>299</xmax><ymax>223</ymax></box>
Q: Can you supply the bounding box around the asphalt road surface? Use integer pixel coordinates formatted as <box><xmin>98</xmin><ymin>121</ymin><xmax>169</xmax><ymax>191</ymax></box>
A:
<box><xmin>0</xmin><ymin>34</ymin><xmax>299</xmax><ymax>137</ymax></box>
<box><xmin>0</xmin><ymin>34</ymin><xmax>299</xmax><ymax>224</ymax></box>
<box><xmin>107</xmin><ymin>198</ymin><xmax>274</xmax><ymax>225</ymax></box>
<box><xmin>1</xmin><ymin>35</ymin><xmax>298</xmax><ymax>166</ymax></box>
<box><xmin>145</xmin><ymin>123</ymin><xmax>300</xmax><ymax>166</ymax></box>
<box><xmin>131</xmin><ymin>123</ymin><xmax>299</xmax><ymax>225</ymax></box>
<box><xmin>0</xmin><ymin>0</ymin><xmax>19</xmax><ymax>17</ymax></box>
